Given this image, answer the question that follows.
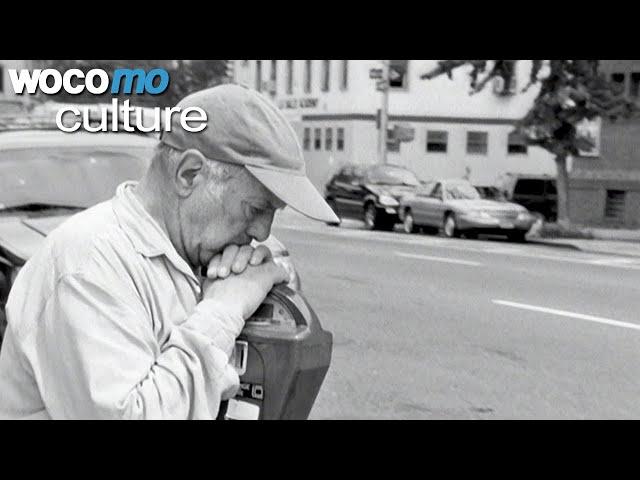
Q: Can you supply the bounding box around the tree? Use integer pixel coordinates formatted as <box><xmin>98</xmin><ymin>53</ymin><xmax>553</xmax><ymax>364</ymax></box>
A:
<box><xmin>36</xmin><ymin>60</ymin><xmax>229</xmax><ymax>108</ymax></box>
<box><xmin>421</xmin><ymin>60</ymin><xmax>635</xmax><ymax>226</ymax></box>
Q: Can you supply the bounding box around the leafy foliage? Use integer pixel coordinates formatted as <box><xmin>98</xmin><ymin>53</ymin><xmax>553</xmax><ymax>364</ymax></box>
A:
<box><xmin>421</xmin><ymin>60</ymin><xmax>635</xmax><ymax>157</ymax></box>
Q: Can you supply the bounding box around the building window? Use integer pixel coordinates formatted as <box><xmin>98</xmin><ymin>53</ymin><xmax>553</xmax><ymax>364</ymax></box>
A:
<box><xmin>387</xmin><ymin>141</ymin><xmax>400</xmax><ymax>153</ymax></box>
<box><xmin>337</xmin><ymin>128</ymin><xmax>345</xmax><ymax>151</ymax></box>
<box><xmin>631</xmin><ymin>72</ymin><xmax>640</xmax><ymax>99</ymax></box>
<box><xmin>467</xmin><ymin>131</ymin><xmax>488</xmax><ymax>155</ymax></box>
<box><xmin>314</xmin><ymin>128</ymin><xmax>322</xmax><ymax>150</ymax></box>
<box><xmin>389</xmin><ymin>60</ymin><xmax>409</xmax><ymax>89</ymax></box>
<box><xmin>605</xmin><ymin>190</ymin><xmax>626</xmax><ymax>221</ymax></box>
<box><xmin>321</xmin><ymin>60</ymin><xmax>330</xmax><ymax>92</ymax></box>
<box><xmin>286</xmin><ymin>60</ymin><xmax>293</xmax><ymax>94</ymax></box>
<box><xmin>255</xmin><ymin>60</ymin><xmax>262</xmax><ymax>92</ymax></box>
<box><xmin>341</xmin><ymin>60</ymin><xmax>349</xmax><ymax>90</ymax></box>
<box><xmin>304</xmin><ymin>60</ymin><xmax>312</xmax><ymax>94</ymax></box>
<box><xmin>611</xmin><ymin>72</ymin><xmax>626</xmax><ymax>95</ymax></box>
<box><xmin>426</xmin><ymin>130</ymin><xmax>448</xmax><ymax>153</ymax></box>
<box><xmin>325</xmin><ymin>128</ymin><xmax>333</xmax><ymax>150</ymax></box>
<box><xmin>508</xmin><ymin>131</ymin><xmax>528</xmax><ymax>154</ymax></box>
<box><xmin>303</xmin><ymin>128</ymin><xmax>311</xmax><ymax>151</ymax></box>
<box><xmin>269</xmin><ymin>60</ymin><xmax>277</xmax><ymax>95</ymax></box>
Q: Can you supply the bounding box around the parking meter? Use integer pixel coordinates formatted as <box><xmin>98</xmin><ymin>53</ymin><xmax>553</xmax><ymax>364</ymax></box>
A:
<box><xmin>218</xmin><ymin>284</ymin><xmax>333</xmax><ymax>420</ymax></box>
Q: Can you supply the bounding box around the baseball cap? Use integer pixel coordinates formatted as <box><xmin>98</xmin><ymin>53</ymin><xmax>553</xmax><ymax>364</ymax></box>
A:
<box><xmin>159</xmin><ymin>84</ymin><xmax>339</xmax><ymax>224</ymax></box>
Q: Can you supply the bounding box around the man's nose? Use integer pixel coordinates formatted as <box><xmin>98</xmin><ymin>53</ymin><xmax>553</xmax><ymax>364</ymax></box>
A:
<box><xmin>247</xmin><ymin>216</ymin><xmax>273</xmax><ymax>243</ymax></box>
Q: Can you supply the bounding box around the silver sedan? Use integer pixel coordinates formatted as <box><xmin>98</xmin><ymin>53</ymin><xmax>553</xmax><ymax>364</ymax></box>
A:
<box><xmin>397</xmin><ymin>179</ymin><xmax>536</xmax><ymax>242</ymax></box>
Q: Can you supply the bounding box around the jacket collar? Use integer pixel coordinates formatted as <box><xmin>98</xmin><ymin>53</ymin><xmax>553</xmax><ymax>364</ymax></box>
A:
<box><xmin>112</xmin><ymin>181</ymin><xmax>199</xmax><ymax>282</ymax></box>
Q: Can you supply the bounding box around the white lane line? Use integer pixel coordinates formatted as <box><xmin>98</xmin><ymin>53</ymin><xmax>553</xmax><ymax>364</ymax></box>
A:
<box><xmin>492</xmin><ymin>299</ymin><xmax>640</xmax><ymax>332</ymax></box>
<box><xmin>395</xmin><ymin>252</ymin><xmax>483</xmax><ymax>267</ymax></box>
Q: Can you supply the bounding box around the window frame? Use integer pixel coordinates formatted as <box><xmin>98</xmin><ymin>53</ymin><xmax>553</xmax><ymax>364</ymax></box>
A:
<box><xmin>325</xmin><ymin>127</ymin><xmax>333</xmax><ymax>151</ymax></box>
<box><xmin>321</xmin><ymin>60</ymin><xmax>330</xmax><ymax>92</ymax></box>
<box><xmin>286</xmin><ymin>60</ymin><xmax>293</xmax><ymax>94</ymax></box>
<box><xmin>466</xmin><ymin>131</ymin><xmax>488</xmax><ymax>155</ymax></box>
<box><xmin>337</xmin><ymin>128</ymin><xmax>345</xmax><ymax>151</ymax></box>
<box><xmin>303</xmin><ymin>127</ymin><xmax>311</xmax><ymax>151</ymax></box>
<box><xmin>314</xmin><ymin>128</ymin><xmax>322</xmax><ymax>151</ymax></box>
<box><xmin>426</xmin><ymin>130</ymin><xmax>448</xmax><ymax>153</ymax></box>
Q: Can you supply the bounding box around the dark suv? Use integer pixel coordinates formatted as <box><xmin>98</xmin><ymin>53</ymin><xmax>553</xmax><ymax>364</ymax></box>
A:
<box><xmin>324</xmin><ymin>164</ymin><xmax>421</xmax><ymax>230</ymax></box>
<box><xmin>497</xmin><ymin>174</ymin><xmax>557</xmax><ymax>221</ymax></box>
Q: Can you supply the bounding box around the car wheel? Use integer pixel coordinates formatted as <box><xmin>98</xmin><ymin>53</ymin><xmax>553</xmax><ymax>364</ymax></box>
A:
<box><xmin>402</xmin><ymin>210</ymin><xmax>418</xmax><ymax>234</ymax></box>
<box><xmin>508</xmin><ymin>231</ymin><xmax>527</xmax><ymax>243</ymax></box>
<box><xmin>364</xmin><ymin>203</ymin><xmax>378</xmax><ymax>230</ymax></box>
<box><xmin>442</xmin><ymin>213</ymin><xmax>460</xmax><ymax>238</ymax></box>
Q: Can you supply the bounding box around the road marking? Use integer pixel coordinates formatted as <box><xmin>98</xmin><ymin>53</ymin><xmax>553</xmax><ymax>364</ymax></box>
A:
<box><xmin>395</xmin><ymin>252</ymin><xmax>483</xmax><ymax>267</ymax></box>
<box><xmin>492</xmin><ymin>299</ymin><xmax>640</xmax><ymax>332</ymax></box>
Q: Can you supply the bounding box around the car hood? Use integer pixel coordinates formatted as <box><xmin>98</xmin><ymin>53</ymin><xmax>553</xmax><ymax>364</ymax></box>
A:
<box><xmin>448</xmin><ymin>199</ymin><xmax>526</xmax><ymax>212</ymax></box>
<box><xmin>0</xmin><ymin>214</ymin><xmax>289</xmax><ymax>264</ymax></box>
<box><xmin>0</xmin><ymin>214</ymin><xmax>70</xmax><ymax>263</ymax></box>
<box><xmin>365</xmin><ymin>184</ymin><xmax>418</xmax><ymax>199</ymax></box>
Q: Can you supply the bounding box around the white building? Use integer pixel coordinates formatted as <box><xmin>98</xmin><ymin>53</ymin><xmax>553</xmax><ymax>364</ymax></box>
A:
<box><xmin>231</xmin><ymin>60</ymin><xmax>556</xmax><ymax>191</ymax></box>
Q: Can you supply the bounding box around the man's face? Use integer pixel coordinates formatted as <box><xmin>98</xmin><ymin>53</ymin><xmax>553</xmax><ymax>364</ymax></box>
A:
<box><xmin>179</xmin><ymin>162</ymin><xmax>285</xmax><ymax>269</ymax></box>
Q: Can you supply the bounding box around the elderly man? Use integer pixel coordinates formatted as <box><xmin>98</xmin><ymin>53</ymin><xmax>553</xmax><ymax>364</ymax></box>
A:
<box><xmin>0</xmin><ymin>85</ymin><xmax>338</xmax><ymax>419</ymax></box>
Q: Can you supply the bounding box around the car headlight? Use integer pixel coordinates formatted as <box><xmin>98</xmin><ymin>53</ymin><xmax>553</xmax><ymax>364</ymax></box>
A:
<box><xmin>378</xmin><ymin>194</ymin><xmax>399</xmax><ymax>207</ymax></box>
<box><xmin>469</xmin><ymin>210</ymin><xmax>492</xmax><ymax>219</ymax></box>
<box><xmin>517</xmin><ymin>211</ymin><xmax>531</xmax><ymax>221</ymax></box>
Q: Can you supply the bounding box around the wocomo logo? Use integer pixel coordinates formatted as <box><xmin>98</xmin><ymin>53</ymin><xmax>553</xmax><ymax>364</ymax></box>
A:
<box><xmin>8</xmin><ymin>68</ymin><xmax>208</xmax><ymax>133</ymax></box>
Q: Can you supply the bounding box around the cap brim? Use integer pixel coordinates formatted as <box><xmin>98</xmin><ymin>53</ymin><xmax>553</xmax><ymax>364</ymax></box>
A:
<box><xmin>245</xmin><ymin>166</ymin><xmax>340</xmax><ymax>224</ymax></box>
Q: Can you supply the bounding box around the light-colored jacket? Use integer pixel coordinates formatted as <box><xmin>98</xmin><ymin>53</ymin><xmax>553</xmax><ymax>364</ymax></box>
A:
<box><xmin>0</xmin><ymin>182</ymin><xmax>241</xmax><ymax>419</ymax></box>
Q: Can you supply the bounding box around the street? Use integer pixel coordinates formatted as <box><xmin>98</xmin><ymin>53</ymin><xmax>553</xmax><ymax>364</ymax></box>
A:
<box><xmin>272</xmin><ymin>212</ymin><xmax>640</xmax><ymax>419</ymax></box>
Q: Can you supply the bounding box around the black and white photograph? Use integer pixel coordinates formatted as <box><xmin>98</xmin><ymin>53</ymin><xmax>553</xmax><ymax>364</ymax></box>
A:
<box><xmin>0</xmin><ymin>59</ymin><xmax>639</xmax><ymax>420</ymax></box>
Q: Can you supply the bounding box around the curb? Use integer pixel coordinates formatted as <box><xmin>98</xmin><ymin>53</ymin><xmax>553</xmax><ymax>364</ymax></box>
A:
<box><xmin>527</xmin><ymin>239</ymin><xmax>582</xmax><ymax>252</ymax></box>
<box><xmin>527</xmin><ymin>238</ymin><xmax>640</xmax><ymax>259</ymax></box>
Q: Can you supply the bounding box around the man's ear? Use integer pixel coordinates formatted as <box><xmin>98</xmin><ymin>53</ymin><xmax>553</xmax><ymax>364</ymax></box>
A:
<box><xmin>175</xmin><ymin>149</ymin><xmax>206</xmax><ymax>196</ymax></box>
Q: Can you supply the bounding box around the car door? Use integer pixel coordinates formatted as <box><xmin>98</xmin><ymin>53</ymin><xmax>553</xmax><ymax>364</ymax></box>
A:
<box><xmin>333</xmin><ymin>167</ymin><xmax>364</xmax><ymax>219</ymax></box>
<box><xmin>410</xmin><ymin>182</ymin><xmax>435</xmax><ymax>225</ymax></box>
<box><xmin>325</xmin><ymin>168</ymin><xmax>349</xmax><ymax>217</ymax></box>
<box><xmin>418</xmin><ymin>182</ymin><xmax>444</xmax><ymax>227</ymax></box>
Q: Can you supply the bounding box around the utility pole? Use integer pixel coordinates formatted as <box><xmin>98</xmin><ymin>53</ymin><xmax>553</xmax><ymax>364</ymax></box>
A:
<box><xmin>377</xmin><ymin>60</ymin><xmax>390</xmax><ymax>165</ymax></box>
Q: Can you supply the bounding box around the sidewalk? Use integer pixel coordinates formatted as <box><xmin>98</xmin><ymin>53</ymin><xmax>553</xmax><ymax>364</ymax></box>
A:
<box><xmin>529</xmin><ymin>225</ymin><xmax>640</xmax><ymax>258</ymax></box>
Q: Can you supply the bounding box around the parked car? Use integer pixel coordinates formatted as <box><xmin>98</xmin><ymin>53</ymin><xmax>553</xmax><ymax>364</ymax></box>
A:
<box><xmin>475</xmin><ymin>185</ymin><xmax>507</xmax><ymax>202</ymax></box>
<box><xmin>0</xmin><ymin>126</ymin><xmax>300</xmax><ymax>345</ymax></box>
<box><xmin>496</xmin><ymin>173</ymin><xmax>557</xmax><ymax>221</ymax></box>
<box><xmin>397</xmin><ymin>178</ymin><xmax>537</xmax><ymax>241</ymax></box>
<box><xmin>324</xmin><ymin>163</ymin><xmax>421</xmax><ymax>230</ymax></box>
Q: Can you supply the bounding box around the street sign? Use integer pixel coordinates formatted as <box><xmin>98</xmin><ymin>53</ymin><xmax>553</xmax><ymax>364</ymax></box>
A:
<box><xmin>369</xmin><ymin>68</ymin><xmax>383</xmax><ymax>79</ymax></box>
<box><xmin>376</xmin><ymin>80</ymin><xmax>389</xmax><ymax>92</ymax></box>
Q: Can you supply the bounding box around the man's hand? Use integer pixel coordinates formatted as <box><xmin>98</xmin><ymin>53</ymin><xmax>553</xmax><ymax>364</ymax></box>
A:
<box><xmin>206</xmin><ymin>244</ymin><xmax>272</xmax><ymax>280</ymax></box>
<box><xmin>202</xmin><ymin>260</ymin><xmax>289</xmax><ymax>321</ymax></box>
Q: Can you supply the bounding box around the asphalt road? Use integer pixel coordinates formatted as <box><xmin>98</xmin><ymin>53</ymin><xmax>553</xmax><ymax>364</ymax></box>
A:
<box><xmin>272</xmin><ymin>214</ymin><xmax>640</xmax><ymax>419</ymax></box>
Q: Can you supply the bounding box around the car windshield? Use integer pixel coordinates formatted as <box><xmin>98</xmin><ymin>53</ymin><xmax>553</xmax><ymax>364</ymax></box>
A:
<box><xmin>476</xmin><ymin>186</ymin><xmax>506</xmax><ymax>201</ymax></box>
<box><xmin>0</xmin><ymin>144</ymin><xmax>153</xmax><ymax>211</ymax></box>
<box><xmin>365</xmin><ymin>166</ymin><xmax>420</xmax><ymax>186</ymax></box>
<box><xmin>446</xmin><ymin>182</ymin><xmax>481</xmax><ymax>200</ymax></box>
